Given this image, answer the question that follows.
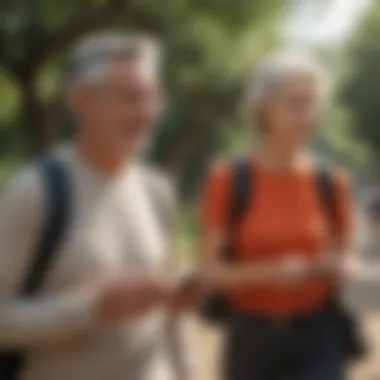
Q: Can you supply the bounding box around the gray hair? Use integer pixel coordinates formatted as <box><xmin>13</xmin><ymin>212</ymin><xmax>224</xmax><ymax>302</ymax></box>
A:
<box><xmin>65</xmin><ymin>31</ymin><xmax>161</xmax><ymax>87</ymax></box>
<box><xmin>244</xmin><ymin>51</ymin><xmax>330</xmax><ymax>120</ymax></box>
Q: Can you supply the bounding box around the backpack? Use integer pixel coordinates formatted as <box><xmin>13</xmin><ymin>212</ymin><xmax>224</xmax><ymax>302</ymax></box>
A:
<box><xmin>200</xmin><ymin>158</ymin><xmax>366</xmax><ymax>361</ymax></box>
<box><xmin>0</xmin><ymin>159</ymin><xmax>173</xmax><ymax>380</ymax></box>
<box><xmin>0</xmin><ymin>156</ymin><xmax>72</xmax><ymax>380</ymax></box>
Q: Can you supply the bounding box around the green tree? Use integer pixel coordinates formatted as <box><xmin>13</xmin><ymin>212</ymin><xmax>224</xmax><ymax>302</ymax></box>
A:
<box><xmin>1</xmin><ymin>1</ymin><xmax>286</xmax><ymax>151</ymax></box>
<box><xmin>1</xmin><ymin>0</ymin><xmax>130</xmax><ymax>152</ymax></box>
<box><xmin>0</xmin><ymin>0</ymin><xmax>292</xmax><ymax>199</ymax></box>
<box><xmin>339</xmin><ymin>0</ymin><xmax>380</xmax><ymax>169</ymax></box>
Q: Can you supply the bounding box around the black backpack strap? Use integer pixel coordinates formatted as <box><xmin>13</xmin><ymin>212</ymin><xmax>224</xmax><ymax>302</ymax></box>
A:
<box><xmin>0</xmin><ymin>156</ymin><xmax>72</xmax><ymax>380</ymax></box>
<box><xmin>315</xmin><ymin>166</ymin><xmax>336</xmax><ymax>223</ymax></box>
<box><xmin>224</xmin><ymin>158</ymin><xmax>254</xmax><ymax>261</ymax></box>
<box><xmin>21</xmin><ymin>156</ymin><xmax>71</xmax><ymax>295</ymax></box>
<box><xmin>229</xmin><ymin>158</ymin><xmax>254</xmax><ymax>225</ymax></box>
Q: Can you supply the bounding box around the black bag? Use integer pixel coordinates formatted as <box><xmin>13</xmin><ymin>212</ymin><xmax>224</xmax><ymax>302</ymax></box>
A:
<box><xmin>200</xmin><ymin>160</ymin><xmax>366</xmax><ymax>361</ymax></box>
<box><xmin>317</xmin><ymin>168</ymin><xmax>367</xmax><ymax>362</ymax></box>
<box><xmin>200</xmin><ymin>159</ymin><xmax>253</xmax><ymax>324</ymax></box>
<box><xmin>0</xmin><ymin>156</ymin><xmax>72</xmax><ymax>380</ymax></box>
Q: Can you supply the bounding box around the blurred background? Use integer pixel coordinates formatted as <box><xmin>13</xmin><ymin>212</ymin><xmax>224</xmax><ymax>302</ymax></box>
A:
<box><xmin>0</xmin><ymin>0</ymin><xmax>375</xmax><ymax>188</ymax></box>
<box><xmin>0</xmin><ymin>0</ymin><xmax>378</xmax><ymax>241</ymax></box>
<box><xmin>2</xmin><ymin>0</ymin><xmax>380</xmax><ymax>378</ymax></box>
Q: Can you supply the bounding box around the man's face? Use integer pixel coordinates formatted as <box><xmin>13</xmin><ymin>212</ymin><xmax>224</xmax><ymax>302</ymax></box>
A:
<box><xmin>74</xmin><ymin>58</ymin><xmax>161</xmax><ymax>156</ymax></box>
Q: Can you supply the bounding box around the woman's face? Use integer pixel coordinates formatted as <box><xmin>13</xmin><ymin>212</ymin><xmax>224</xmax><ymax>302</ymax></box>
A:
<box><xmin>263</xmin><ymin>75</ymin><xmax>321</xmax><ymax>145</ymax></box>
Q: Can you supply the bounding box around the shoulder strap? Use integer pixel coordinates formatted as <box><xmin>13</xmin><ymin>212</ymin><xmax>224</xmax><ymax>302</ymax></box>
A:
<box><xmin>316</xmin><ymin>166</ymin><xmax>336</xmax><ymax>223</ymax></box>
<box><xmin>223</xmin><ymin>158</ymin><xmax>253</xmax><ymax>262</ymax></box>
<box><xmin>20</xmin><ymin>156</ymin><xmax>71</xmax><ymax>296</ymax></box>
<box><xmin>229</xmin><ymin>158</ymin><xmax>254</xmax><ymax>225</ymax></box>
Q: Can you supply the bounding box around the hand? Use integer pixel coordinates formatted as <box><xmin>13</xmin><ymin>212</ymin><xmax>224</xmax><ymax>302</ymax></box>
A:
<box><xmin>167</xmin><ymin>271</ymin><xmax>204</xmax><ymax>312</ymax></box>
<box><xmin>342</xmin><ymin>257</ymin><xmax>361</xmax><ymax>281</ymax></box>
<box><xmin>277</xmin><ymin>256</ymin><xmax>310</xmax><ymax>286</ymax></box>
<box><xmin>95</xmin><ymin>274</ymin><xmax>173</xmax><ymax>324</ymax></box>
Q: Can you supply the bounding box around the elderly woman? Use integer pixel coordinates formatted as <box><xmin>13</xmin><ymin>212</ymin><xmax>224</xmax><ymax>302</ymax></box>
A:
<box><xmin>199</xmin><ymin>53</ymin><xmax>354</xmax><ymax>380</ymax></box>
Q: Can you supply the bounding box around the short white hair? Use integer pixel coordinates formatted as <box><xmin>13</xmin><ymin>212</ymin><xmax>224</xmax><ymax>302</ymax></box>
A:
<box><xmin>244</xmin><ymin>51</ymin><xmax>330</xmax><ymax>117</ymax></box>
<box><xmin>65</xmin><ymin>31</ymin><xmax>161</xmax><ymax>87</ymax></box>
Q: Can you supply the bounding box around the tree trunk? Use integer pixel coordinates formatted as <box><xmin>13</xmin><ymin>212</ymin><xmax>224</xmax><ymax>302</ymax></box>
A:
<box><xmin>19</xmin><ymin>74</ymin><xmax>54</xmax><ymax>155</ymax></box>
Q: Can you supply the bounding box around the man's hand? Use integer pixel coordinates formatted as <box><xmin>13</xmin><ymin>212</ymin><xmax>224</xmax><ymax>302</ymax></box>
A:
<box><xmin>167</xmin><ymin>272</ymin><xmax>204</xmax><ymax>312</ymax></box>
<box><xmin>95</xmin><ymin>275</ymin><xmax>173</xmax><ymax>324</ymax></box>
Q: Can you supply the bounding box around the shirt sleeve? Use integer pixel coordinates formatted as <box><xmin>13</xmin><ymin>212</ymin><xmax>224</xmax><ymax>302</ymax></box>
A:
<box><xmin>0</xmin><ymin>166</ymin><xmax>98</xmax><ymax>349</ymax></box>
<box><xmin>201</xmin><ymin>161</ymin><xmax>232</xmax><ymax>232</ymax></box>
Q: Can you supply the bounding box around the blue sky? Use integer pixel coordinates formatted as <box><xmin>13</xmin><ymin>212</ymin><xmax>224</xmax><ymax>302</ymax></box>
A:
<box><xmin>285</xmin><ymin>0</ymin><xmax>370</xmax><ymax>47</ymax></box>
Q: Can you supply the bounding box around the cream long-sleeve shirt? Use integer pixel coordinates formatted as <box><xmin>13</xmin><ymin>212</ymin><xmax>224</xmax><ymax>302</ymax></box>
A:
<box><xmin>0</xmin><ymin>145</ymin><xmax>176</xmax><ymax>380</ymax></box>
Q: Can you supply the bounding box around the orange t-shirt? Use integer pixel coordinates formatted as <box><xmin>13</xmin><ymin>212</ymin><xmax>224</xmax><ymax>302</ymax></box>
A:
<box><xmin>202</xmin><ymin>159</ymin><xmax>353</xmax><ymax>316</ymax></box>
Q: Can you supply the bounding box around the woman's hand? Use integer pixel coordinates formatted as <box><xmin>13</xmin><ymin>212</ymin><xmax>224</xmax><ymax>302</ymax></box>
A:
<box><xmin>277</xmin><ymin>254</ymin><xmax>349</xmax><ymax>285</ymax></box>
<box><xmin>277</xmin><ymin>256</ymin><xmax>311</xmax><ymax>286</ymax></box>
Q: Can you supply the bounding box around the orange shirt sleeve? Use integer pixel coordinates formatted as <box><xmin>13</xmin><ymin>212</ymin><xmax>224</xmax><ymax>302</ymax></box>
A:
<box><xmin>202</xmin><ymin>161</ymin><xmax>232</xmax><ymax>232</ymax></box>
<box><xmin>332</xmin><ymin>169</ymin><xmax>354</xmax><ymax>245</ymax></box>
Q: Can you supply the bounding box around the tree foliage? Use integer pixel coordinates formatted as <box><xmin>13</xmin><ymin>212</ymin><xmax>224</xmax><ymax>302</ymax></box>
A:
<box><xmin>339</xmin><ymin>1</ymin><xmax>380</xmax><ymax>169</ymax></box>
<box><xmin>0</xmin><ymin>0</ymin><xmax>288</xmax><ymax>196</ymax></box>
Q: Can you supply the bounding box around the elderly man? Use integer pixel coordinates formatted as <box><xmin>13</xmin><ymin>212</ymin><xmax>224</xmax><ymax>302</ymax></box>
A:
<box><xmin>0</xmin><ymin>32</ymin><xmax>189</xmax><ymax>380</ymax></box>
